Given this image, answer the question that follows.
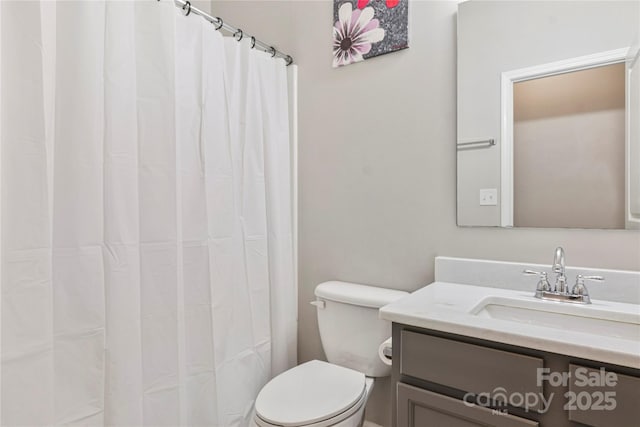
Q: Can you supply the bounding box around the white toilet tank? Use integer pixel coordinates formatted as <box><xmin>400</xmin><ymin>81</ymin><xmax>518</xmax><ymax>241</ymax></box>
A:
<box><xmin>313</xmin><ymin>281</ymin><xmax>408</xmax><ymax>377</ymax></box>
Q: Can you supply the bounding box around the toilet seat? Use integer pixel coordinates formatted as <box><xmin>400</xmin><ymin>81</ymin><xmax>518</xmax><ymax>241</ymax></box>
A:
<box><xmin>254</xmin><ymin>360</ymin><xmax>366</xmax><ymax>427</ymax></box>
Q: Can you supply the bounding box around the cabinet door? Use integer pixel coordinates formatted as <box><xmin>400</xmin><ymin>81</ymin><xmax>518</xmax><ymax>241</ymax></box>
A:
<box><xmin>568</xmin><ymin>364</ymin><xmax>640</xmax><ymax>427</ymax></box>
<box><xmin>397</xmin><ymin>383</ymin><xmax>538</xmax><ymax>427</ymax></box>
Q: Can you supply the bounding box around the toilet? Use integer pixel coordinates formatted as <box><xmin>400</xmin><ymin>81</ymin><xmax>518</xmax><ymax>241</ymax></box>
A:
<box><xmin>252</xmin><ymin>281</ymin><xmax>408</xmax><ymax>427</ymax></box>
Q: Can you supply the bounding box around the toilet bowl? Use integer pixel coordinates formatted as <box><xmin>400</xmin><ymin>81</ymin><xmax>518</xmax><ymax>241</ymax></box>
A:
<box><xmin>251</xmin><ymin>282</ymin><xmax>408</xmax><ymax>427</ymax></box>
<box><xmin>252</xmin><ymin>360</ymin><xmax>374</xmax><ymax>427</ymax></box>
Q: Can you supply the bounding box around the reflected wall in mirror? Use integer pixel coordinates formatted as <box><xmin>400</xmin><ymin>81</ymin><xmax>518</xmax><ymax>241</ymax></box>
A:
<box><xmin>456</xmin><ymin>0</ymin><xmax>640</xmax><ymax>229</ymax></box>
<box><xmin>513</xmin><ymin>63</ymin><xmax>625</xmax><ymax>229</ymax></box>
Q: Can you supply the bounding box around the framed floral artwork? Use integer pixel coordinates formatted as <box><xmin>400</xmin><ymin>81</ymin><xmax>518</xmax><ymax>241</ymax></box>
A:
<box><xmin>333</xmin><ymin>0</ymin><xmax>409</xmax><ymax>68</ymax></box>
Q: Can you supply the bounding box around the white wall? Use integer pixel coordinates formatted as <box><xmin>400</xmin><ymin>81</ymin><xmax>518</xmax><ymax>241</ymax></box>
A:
<box><xmin>211</xmin><ymin>1</ymin><xmax>640</xmax><ymax>426</ymax></box>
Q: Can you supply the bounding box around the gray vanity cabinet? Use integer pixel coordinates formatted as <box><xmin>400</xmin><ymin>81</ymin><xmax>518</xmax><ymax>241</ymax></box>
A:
<box><xmin>392</xmin><ymin>324</ymin><xmax>640</xmax><ymax>427</ymax></box>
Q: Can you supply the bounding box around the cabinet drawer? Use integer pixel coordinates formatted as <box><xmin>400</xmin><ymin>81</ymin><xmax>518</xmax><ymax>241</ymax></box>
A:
<box><xmin>400</xmin><ymin>330</ymin><xmax>545</xmax><ymax>411</ymax></box>
<box><xmin>397</xmin><ymin>382</ymin><xmax>538</xmax><ymax>427</ymax></box>
<box><xmin>568</xmin><ymin>364</ymin><xmax>640</xmax><ymax>427</ymax></box>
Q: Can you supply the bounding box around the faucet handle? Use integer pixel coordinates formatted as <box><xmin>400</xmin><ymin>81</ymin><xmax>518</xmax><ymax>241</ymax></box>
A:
<box><xmin>523</xmin><ymin>269</ymin><xmax>544</xmax><ymax>276</ymax></box>
<box><xmin>580</xmin><ymin>275</ymin><xmax>604</xmax><ymax>282</ymax></box>
<box><xmin>523</xmin><ymin>270</ymin><xmax>552</xmax><ymax>293</ymax></box>
<box><xmin>572</xmin><ymin>274</ymin><xmax>604</xmax><ymax>297</ymax></box>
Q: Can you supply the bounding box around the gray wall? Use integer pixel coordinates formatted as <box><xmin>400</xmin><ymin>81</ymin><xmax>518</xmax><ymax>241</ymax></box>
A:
<box><xmin>211</xmin><ymin>1</ymin><xmax>640</xmax><ymax>426</ymax></box>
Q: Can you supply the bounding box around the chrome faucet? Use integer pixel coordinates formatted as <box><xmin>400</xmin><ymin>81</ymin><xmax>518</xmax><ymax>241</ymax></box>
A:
<box><xmin>523</xmin><ymin>247</ymin><xmax>604</xmax><ymax>304</ymax></box>
<box><xmin>552</xmin><ymin>247</ymin><xmax>567</xmax><ymax>293</ymax></box>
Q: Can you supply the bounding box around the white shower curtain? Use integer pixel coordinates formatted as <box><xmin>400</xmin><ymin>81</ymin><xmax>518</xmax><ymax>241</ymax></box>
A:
<box><xmin>0</xmin><ymin>1</ymin><xmax>296</xmax><ymax>426</ymax></box>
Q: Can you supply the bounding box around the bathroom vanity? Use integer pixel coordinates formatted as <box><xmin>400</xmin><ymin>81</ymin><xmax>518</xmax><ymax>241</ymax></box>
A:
<box><xmin>380</xmin><ymin>257</ymin><xmax>640</xmax><ymax>427</ymax></box>
<box><xmin>390</xmin><ymin>324</ymin><xmax>639</xmax><ymax>427</ymax></box>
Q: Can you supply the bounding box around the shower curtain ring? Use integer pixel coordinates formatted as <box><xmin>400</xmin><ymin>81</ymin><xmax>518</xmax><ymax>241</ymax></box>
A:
<box><xmin>214</xmin><ymin>17</ymin><xmax>224</xmax><ymax>30</ymax></box>
<box><xmin>234</xmin><ymin>29</ymin><xmax>244</xmax><ymax>41</ymax></box>
<box><xmin>250</xmin><ymin>36</ymin><xmax>256</xmax><ymax>49</ymax></box>
<box><xmin>182</xmin><ymin>1</ymin><xmax>191</xmax><ymax>16</ymax></box>
<box><xmin>285</xmin><ymin>55</ymin><xmax>293</xmax><ymax>66</ymax></box>
<box><xmin>269</xmin><ymin>46</ymin><xmax>277</xmax><ymax>57</ymax></box>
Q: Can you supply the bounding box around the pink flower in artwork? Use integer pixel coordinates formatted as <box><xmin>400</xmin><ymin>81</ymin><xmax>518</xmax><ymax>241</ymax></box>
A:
<box><xmin>333</xmin><ymin>2</ymin><xmax>385</xmax><ymax>67</ymax></box>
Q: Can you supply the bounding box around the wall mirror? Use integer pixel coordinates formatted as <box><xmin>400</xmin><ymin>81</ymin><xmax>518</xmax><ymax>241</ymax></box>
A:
<box><xmin>456</xmin><ymin>0</ymin><xmax>640</xmax><ymax>229</ymax></box>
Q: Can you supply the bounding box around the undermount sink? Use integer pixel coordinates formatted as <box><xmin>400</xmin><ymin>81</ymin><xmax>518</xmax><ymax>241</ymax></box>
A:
<box><xmin>471</xmin><ymin>296</ymin><xmax>640</xmax><ymax>341</ymax></box>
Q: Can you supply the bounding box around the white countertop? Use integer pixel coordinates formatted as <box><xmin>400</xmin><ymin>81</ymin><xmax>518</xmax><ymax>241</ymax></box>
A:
<box><xmin>379</xmin><ymin>281</ymin><xmax>640</xmax><ymax>369</ymax></box>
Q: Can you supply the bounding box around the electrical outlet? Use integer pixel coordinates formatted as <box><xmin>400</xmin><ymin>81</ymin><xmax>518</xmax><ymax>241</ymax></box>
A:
<box><xmin>479</xmin><ymin>188</ymin><xmax>498</xmax><ymax>206</ymax></box>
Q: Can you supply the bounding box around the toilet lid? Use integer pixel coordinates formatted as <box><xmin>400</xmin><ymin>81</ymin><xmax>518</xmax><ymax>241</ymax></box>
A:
<box><xmin>254</xmin><ymin>360</ymin><xmax>366</xmax><ymax>427</ymax></box>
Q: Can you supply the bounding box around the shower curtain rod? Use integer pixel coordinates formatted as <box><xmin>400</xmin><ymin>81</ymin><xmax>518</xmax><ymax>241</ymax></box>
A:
<box><xmin>168</xmin><ymin>0</ymin><xmax>294</xmax><ymax>66</ymax></box>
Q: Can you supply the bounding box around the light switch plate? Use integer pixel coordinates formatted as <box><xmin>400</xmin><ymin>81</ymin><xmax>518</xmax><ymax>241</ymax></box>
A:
<box><xmin>479</xmin><ymin>188</ymin><xmax>498</xmax><ymax>206</ymax></box>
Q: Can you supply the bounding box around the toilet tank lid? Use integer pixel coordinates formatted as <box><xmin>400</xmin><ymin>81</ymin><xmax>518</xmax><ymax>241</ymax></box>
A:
<box><xmin>314</xmin><ymin>281</ymin><xmax>409</xmax><ymax>308</ymax></box>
